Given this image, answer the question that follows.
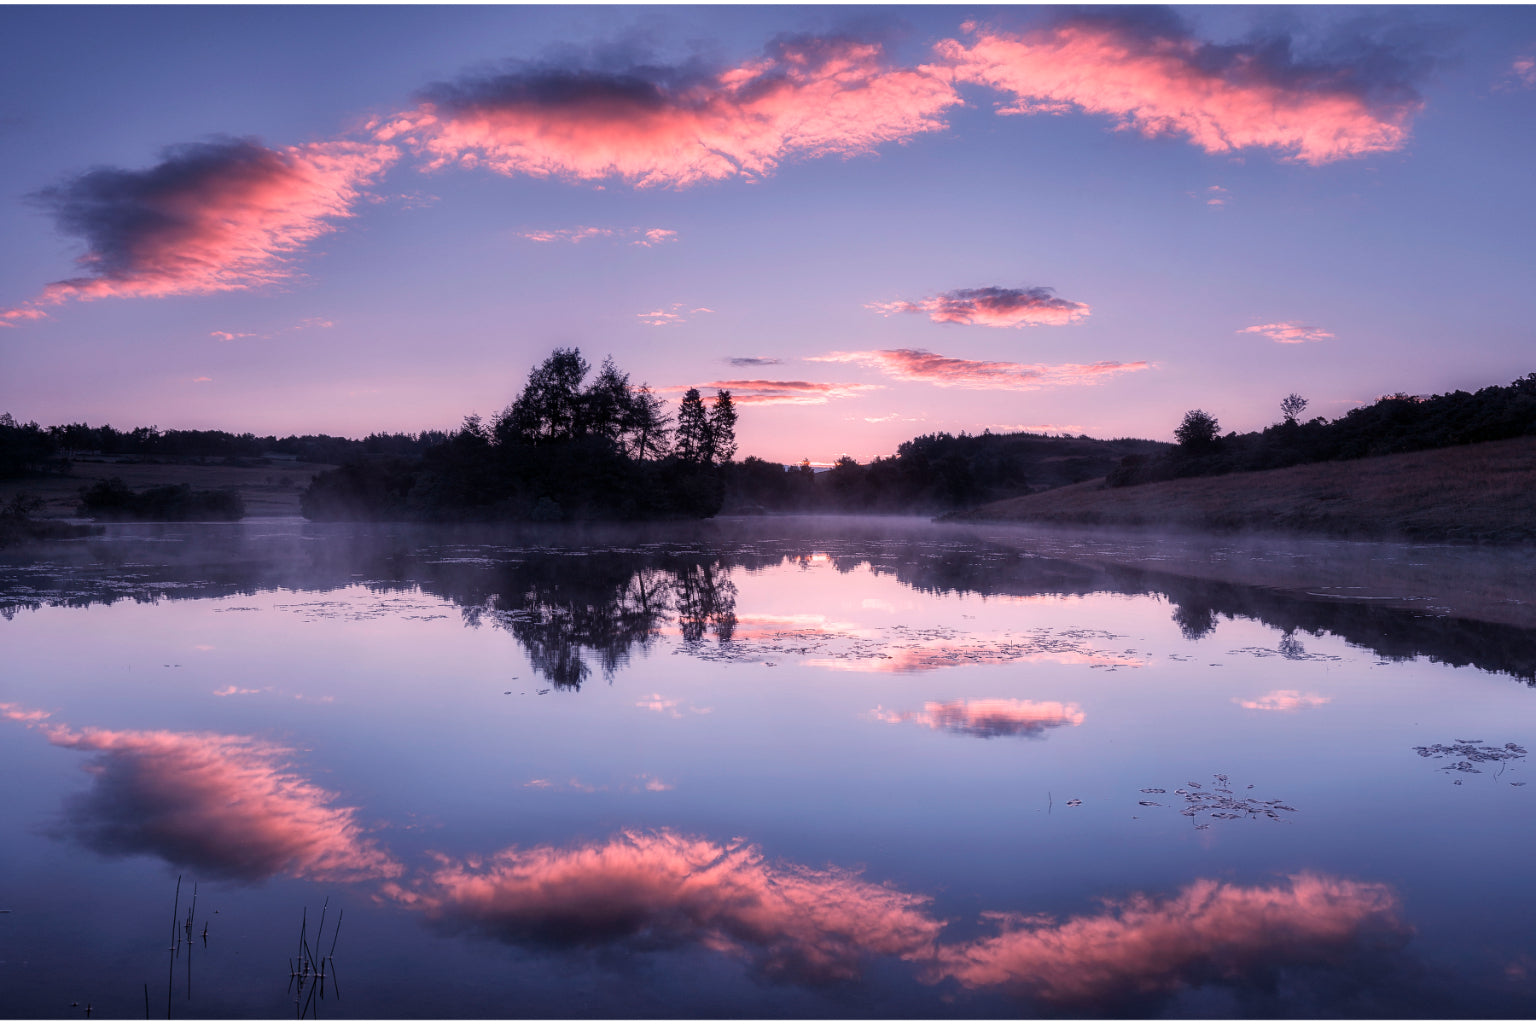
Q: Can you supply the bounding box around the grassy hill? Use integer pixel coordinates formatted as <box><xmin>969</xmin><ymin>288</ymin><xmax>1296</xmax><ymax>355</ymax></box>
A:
<box><xmin>951</xmin><ymin>435</ymin><xmax>1536</xmax><ymax>544</ymax></box>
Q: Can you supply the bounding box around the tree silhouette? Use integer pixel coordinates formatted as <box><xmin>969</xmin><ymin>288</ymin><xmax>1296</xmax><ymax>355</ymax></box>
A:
<box><xmin>627</xmin><ymin>384</ymin><xmax>673</xmax><ymax>460</ymax></box>
<box><xmin>1174</xmin><ymin>409</ymin><xmax>1221</xmax><ymax>450</ymax></box>
<box><xmin>498</xmin><ymin>348</ymin><xmax>590</xmax><ymax>444</ymax></box>
<box><xmin>1280</xmin><ymin>393</ymin><xmax>1309</xmax><ymax>425</ymax></box>
<box><xmin>707</xmin><ymin>390</ymin><xmax>738</xmax><ymax>464</ymax></box>
<box><xmin>674</xmin><ymin>388</ymin><xmax>710</xmax><ymax>463</ymax></box>
<box><xmin>583</xmin><ymin>356</ymin><xmax>633</xmax><ymax>446</ymax></box>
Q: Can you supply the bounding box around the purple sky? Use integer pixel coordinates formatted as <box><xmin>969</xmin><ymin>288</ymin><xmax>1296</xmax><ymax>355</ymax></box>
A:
<box><xmin>2</xmin><ymin>5</ymin><xmax>1533</xmax><ymax>463</ymax></box>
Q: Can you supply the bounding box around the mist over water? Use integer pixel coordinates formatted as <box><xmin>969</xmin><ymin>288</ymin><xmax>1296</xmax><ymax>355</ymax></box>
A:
<box><xmin>2</xmin><ymin>517</ymin><xmax>1533</xmax><ymax>1017</ymax></box>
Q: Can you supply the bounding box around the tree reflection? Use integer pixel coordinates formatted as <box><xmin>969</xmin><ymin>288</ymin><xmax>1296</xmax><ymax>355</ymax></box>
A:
<box><xmin>4</xmin><ymin>520</ymin><xmax>1535</xmax><ymax>686</ymax></box>
<box><xmin>439</xmin><ymin>553</ymin><xmax>739</xmax><ymax>688</ymax></box>
<box><xmin>1172</xmin><ymin>601</ymin><xmax>1219</xmax><ymax>641</ymax></box>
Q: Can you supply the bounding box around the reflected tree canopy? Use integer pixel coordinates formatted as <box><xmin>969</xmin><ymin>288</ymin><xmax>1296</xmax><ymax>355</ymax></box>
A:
<box><xmin>3</xmin><ymin>519</ymin><xmax>1535</xmax><ymax>687</ymax></box>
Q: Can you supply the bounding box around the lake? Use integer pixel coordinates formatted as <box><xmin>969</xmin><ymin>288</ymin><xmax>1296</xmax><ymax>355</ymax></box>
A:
<box><xmin>2</xmin><ymin>517</ymin><xmax>1532</xmax><ymax>1018</ymax></box>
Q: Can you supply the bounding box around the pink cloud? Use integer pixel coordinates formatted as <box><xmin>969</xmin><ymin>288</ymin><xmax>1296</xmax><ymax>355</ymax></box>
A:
<box><xmin>1503</xmin><ymin>56</ymin><xmax>1536</xmax><ymax>90</ymax></box>
<box><xmin>1236</xmin><ymin>690</ymin><xmax>1332</xmax><ymax>712</ymax></box>
<box><xmin>868</xmin><ymin>285</ymin><xmax>1090</xmax><ymax>327</ymax></box>
<box><xmin>190</xmin><ymin>376</ymin><xmax>213</xmax><ymax>383</ymax></box>
<box><xmin>520</xmin><ymin>226</ymin><xmax>614</xmax><ymax>243</ymax></box>
<box><xmin>637</xmin><ymin>301</ymin><xmax>711</xmax><ymax>326</ymax></box>
<box><xmin>938</xmin><ymin>16</ymin><xmax>1420</xmax><ymax>164</ymax></box>
<box><xmin>376</xmin><ymin>36</ymin><xmax>960</xmax><ymax>188</ymax></box>
<box><xmin>639</xmin><ymin>228</ymin><xmax>678</xmax><ymax>247</ymax></box>
<box><xmin>929</xmin><ymin>873</ymin><xmax>1405</xmax><ymax>1005</ymax></box>
<box><xmin>6</xmin><ymin>709</ymin><xmax>399</xmax><ymax>882</ymax></box>
<box><xmin>384</xmin><ymin>828</ymin><xmax>942</xmax><ymax>983</ymax></box>
<box><xmin>516</xmin><ymin>225</ymin><xmax>677</xmax><ymax>245</ymax></box>
<box><xmin>1197</xmin><ymin>184</ymin><xmax>1230</xmax><ymax>206</ymax></box>
<box><xmin>875</xmin><ymin>699</ymin><xmax>1085</xmax><ymax>738</ymax></box>
<box><xmin>1240</xmin><ymin>322</ymin><xmax>1334</xmax><ymax>343</ymax></box>
<box><xmin>1</xmin><ymin>308</ymin><xmax>49</xmax><ymax>327</ymax></box>
<box><xmin>209</xmin><ymin>330</ymin><xmax>254</xmax><ymax>341</ymax></box>
<box><xmin>859</xmin><ymin>412</ymin><xmax>925</xmax><ymax>424</ymax></box>
<box><xmin>7</xmin><ymin>138</ymin><xmax>396</xmax><ymax>318</ymax></box>
<box><xmin>690</xmin><ymin>378</ymin><xmax>882</xmax><ymax>406</ymax></box>
<box><xmin>812</xmin><ymin>349</ymin><xmax>1151</xmax><ymax>391</ymax></box>
<box><xmin>0</xmin><ymin>702</ymin><xmax>53</xmax><ymax>723</ymax></box>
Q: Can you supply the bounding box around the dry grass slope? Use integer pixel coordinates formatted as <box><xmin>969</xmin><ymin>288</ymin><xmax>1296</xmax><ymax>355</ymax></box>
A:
<box><xmin>954</xmin><ymin>436</ymin><xmax>1536</xmax><ymax>544</ymax></box>
<box><xmin>0</xmin><ymin>458</ymin><xmax>333</xmax><ymax>518</ymax></box>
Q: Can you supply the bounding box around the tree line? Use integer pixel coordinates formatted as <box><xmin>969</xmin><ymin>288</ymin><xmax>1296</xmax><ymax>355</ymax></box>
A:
<box><xmin>722</xmin><ymin>431</ymin><xmax>1167</xmax><ymax>514</ymax></box>
<box><xmin>1109</xmin><ymin>372</ymin><xmax>1536</xmax><ymax>487</ymax></box>
<box><xmin>302</xmin><ymin>348</ymin><xmax>738</xmax><ymax>521</ymax></box>
<box><xmin>0</xmin><ymin>411</ymin><xmax>448</xmax><ymax>479</ymax></box>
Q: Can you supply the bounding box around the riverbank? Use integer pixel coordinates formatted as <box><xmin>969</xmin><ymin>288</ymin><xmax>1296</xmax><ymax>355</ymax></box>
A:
<box><xmin>950</xmin><ymin>436</ymin><xmax>1536</xmax><ymax>545</ymax></box>
<box><xmin>0</xmin><ymin>456</ymin><xmax>333</xmax><ymax>518</ymax></box>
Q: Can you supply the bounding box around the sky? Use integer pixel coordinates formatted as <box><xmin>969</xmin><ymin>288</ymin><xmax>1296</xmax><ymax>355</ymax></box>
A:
<box><xmin>1</xmin><ymin>4</ymin><xmax>1533</xmax><ymax>464</ymax></box>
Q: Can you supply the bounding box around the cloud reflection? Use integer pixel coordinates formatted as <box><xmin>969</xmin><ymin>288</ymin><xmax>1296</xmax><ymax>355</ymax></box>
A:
<box><xmin>1236</xmin><ymin>690</ymin><xmax>1332</xmax><ymax>711</ymax></box>
<box><xmin>385</xmin><ymin>829</ymin><xmax>942</xmax><ymax>983</ymax></box>
<box><xmin>929</xmin><ymin>873</ymin><xmax>1406</xmax><ymax>1006</ymax></box>
<box><xmin>386</xmin><ymin>825</ymin><xmax>1406</xmax><ymax>1004</ymax></box>
<box><xmin>9</xmin><ymin>710</ymin><xmax>399</xmax><ymax>883</ymax></box>
<box><xmin>875</xmin><ymin>699</ymin><xmax>1085</xmax><ymax>738</ymax></box>
<box><xmin>821</xmin><ymin>643</ymin><xmax>1144</xmax><ymax>673</ymax></box>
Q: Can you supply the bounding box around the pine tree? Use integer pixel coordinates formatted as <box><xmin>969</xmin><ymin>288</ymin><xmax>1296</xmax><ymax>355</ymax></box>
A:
<box><xmin>674</xmin><ymin>388</ymin><xmax>710</xmax><ymax>463</ymax></box>
<box><xmin>707</xmin><ymin>390</ymin><xmax>738</xmax><ymax>464</ymax></box>
<box><xmin>627</xmin><ymin>384</ymin><xmax>673</xmax><ymax>460</ymax></box>
<box><xmin>497</xmin><ymin>348</ymin><xmax>589</xmax><ymax>444</ymax></box>
<box><xmin>583</xmin><ymin>356</ymin><xmax>631</xmax><ymax>445</ymax></box>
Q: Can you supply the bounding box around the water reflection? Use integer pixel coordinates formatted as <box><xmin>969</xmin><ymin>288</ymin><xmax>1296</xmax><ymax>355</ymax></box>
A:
<box><xmin>455</xmin><ymin>557</ymin><xmax>737</xmax><ymax>688</ymax></box>
<box><xmin>874</xmin><ymin>699</ymin><xmax>1085</xmax><ymax>739</ymax></box>
<box><xmin>4</xmin><ymin>706</ymin><xmax>399</xmax><ymax>883</ymax></box>
<box><xmin>383</xmin><ymin>824</ymin><xmax>1409</xmax><ymax>1008</ymax></box>
<box><xmin>1235</xmin><ymin>690</ymin><xmax>1332</xmax><ymax>712</ymax></box>
<box><xmin>384</xmin><ymin>829</ymin><xmax>941</xmax><ymax>985</ymax></box>
<box><xmin>926</xmin><ymin>874</ymin><xmax>1407</xmax><ymax>1008</ymax></box>
<box><xmin>3</xmin><ymin>520</ymin><xmax>1534</xmax><ymax>688</ymax></box>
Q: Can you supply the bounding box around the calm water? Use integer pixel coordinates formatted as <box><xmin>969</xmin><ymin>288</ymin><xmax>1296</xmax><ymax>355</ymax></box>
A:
<box><xmin>2</xmin><ymin>517</ymin><xmax>1533</xmax><ymax>1018</ymax></box>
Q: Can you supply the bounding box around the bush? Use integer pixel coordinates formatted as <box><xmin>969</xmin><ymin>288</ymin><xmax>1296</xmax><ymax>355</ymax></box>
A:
<box><xmin>78</xmin><ymin>478</ymin><xmax>245</xmax><ymax>521</ymax></box>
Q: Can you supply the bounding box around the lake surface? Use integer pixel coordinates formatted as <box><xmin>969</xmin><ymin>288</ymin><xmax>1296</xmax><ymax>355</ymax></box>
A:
<box><xmin>2</xmin><ymin>517</ymin><xmax>1533</xmax><ymax>1018</ymax></box>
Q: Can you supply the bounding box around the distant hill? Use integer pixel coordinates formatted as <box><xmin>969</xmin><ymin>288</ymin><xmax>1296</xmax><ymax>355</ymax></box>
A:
<box><xmin>724</xmin><ymin>431</ymin><xmax>1169</xmax><ymax>514</ymax></box>
<box><xmin>1109</xmin><ymin>372</ymin><xmax>1536</xmax><ymax>488</ymax></box>
<box><xmin>952</xmin><ymin>435</ymin><xmax>1536</xmax><ymax>544</ymax></box>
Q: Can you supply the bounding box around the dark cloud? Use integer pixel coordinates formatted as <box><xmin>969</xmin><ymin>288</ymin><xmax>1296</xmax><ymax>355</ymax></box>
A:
<box><xmin>15</xmin><ymin>137</ymin><xmax>394</xmax><ymax>309</ymax></box>
<box><xmin>726</xmin><ymin>356</ymin><xmax>783</xmax><ymax>367</ymax></box>
<box><xmin>375</xmin><ymin>36</ymin><xmax>960</xmax><ymax>187</ymax></box>
<box><xmin>869</xmin><ymin>285</ymin><xmax>1090</xmax><ymax>327</ymax></box>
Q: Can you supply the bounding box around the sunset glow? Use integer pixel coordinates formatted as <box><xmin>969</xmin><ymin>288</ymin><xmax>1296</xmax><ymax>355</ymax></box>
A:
<box><xmin>1</xmin><ymin>5</ymin><xmax>1530</xmax><ymax>461</ymax></box>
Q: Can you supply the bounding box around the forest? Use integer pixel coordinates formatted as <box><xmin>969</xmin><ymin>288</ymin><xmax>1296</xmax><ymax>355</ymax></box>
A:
<box><xmin>1109</xmin><ymin>373</ymin><xmax>1536</xmax><ymax>488</ymax></box>
<box><xmin>301</xmin><ymin>348</ymin><xmax>737</xmax><ymax>521</ymax></box>
<box><xmin>4</xmin><ymin>366</ymin><xmax>1533</xmax><ymax>524</ymax></box>
<box><xmin>0</xmin><ymin>412</ymin><xmax>445</xmax><ymax>479</ymax></box>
